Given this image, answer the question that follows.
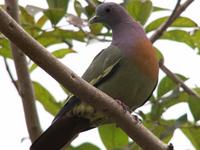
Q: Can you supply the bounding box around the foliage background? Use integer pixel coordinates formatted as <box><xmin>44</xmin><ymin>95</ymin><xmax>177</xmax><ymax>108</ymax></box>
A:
<box><xmin>0</xmin><ymin>0</ymin><xmax>200</xmax><ymax>149</ymax></box>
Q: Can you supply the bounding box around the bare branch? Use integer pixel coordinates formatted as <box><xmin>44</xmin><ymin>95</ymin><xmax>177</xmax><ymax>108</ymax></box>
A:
<box><xmin>5</xmin><ymin>0</ymin><xmax>42</xmax><ymax>141</ymax></box>
<box><xmin>3</xmin><ymin>57</ymin><xmax>19</xmax><ymax>90</ymax></box>
<box><xmin>0</xmin><ymin>7</ymin><xmax>168</xmax><ymax>150</ymax></box>
<box><xmin>150</xmin><ymin>0</ymin><xmax>194</xmax><ymax>43</ymax></box>
<box><xmin>149</xmin><ymin>0</ymin><xmax>197</xmax><ymax>97</ymax></box>
<box><xmin>159</xmin><ymin>61</ymin><xmax>199</xmax><ymax>98</ymax></box>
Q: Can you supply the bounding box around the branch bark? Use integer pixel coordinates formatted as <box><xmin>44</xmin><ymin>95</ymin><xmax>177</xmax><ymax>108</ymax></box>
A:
<box><xmin>0</xmin><ymin>7</ymin><xmax>168</xmax><ymax>150</ymax></box>
<box><xmin>5</xmin><ymin>0</ymin><xmax>42</xmax><ymax>141</ymax></box>
<box><xmin>150</xmin><ymin>0</ymin><xmax>198</xmax><ymax>97</ymax></box>
<box><xmin>150</xmin><ymin>0</ymin><xmax>194</xmax><ymax>43</ymax></box>
<box><xmin>159</xmin><ymin>61</ymin><xmax>199</xmax><ymax>97</ymax></box>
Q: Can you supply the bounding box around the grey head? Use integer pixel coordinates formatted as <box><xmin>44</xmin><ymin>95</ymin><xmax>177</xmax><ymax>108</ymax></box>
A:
<box><xmin>90</xmin><ymin>2</ymin><xmax>133</xmax><ymax>29</ymax></box>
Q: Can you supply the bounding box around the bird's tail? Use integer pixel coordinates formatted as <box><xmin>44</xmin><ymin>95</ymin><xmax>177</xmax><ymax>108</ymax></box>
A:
<box><xmin>30</xmin><ymin>116</ymin><xmax>91</xmax><ymax>150</ymax></box>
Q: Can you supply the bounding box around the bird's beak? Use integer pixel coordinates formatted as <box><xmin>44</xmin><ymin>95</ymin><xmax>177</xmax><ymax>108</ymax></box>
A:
<box><xmin>89</xmin><ymin>15</ymin><xmax>101</xmax><ymax>24</ymax></box>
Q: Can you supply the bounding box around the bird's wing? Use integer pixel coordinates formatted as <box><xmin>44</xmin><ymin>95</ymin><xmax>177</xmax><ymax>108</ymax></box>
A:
<box><xmin>82</xmin><ymin>45</ymin><xmax>122</xmax><ymax>85</ymax></box>
<box><xmin>53</xmin><ymin>45</ymin><xmax>122</xmax><ymax>121</ymax></box>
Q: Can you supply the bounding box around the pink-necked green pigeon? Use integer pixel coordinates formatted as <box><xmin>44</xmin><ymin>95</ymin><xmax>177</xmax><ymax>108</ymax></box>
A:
<box><xmin>31</xmin><ymin>2</ymin><xmax>159</xmax><ymax>150</ymax></box>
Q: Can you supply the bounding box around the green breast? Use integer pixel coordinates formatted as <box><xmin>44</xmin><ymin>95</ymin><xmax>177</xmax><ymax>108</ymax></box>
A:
<box><xmin>97</xmin><ymin>58</ymin><xmax>156</xmax><ymax>110</ymax></box>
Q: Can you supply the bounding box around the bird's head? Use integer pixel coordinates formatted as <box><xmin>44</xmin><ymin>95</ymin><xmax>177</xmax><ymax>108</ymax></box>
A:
<box><xmin>89</xmin><ymin>2</ymin><xmax>132</xmax><ymax>28</ymax></box>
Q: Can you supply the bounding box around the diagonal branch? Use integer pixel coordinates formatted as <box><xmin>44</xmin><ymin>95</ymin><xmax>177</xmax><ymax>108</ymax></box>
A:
<box><xmin>5</xmin><ymin>0</ymin><xmax>42</xmax><ymax>141</ymax></box>
<box><xmin>3</xmin><ymin>57</ymin><xmax>19</xmax><ymax>91</ymax></box>
<box><xmin>150</xmin><ymin>0</ymin><xmax>193</xmax><ymax>43</ymax></box>
<box><xmin>0</xmin><ymin>7</ymin><xmax>169</xmax><ymax>150</ymax></box>
<box><xmin>159</xmin><ymin>61</ymin><xmax>199</xmax><ymax>97</ymax></box>
<box><xmin>150</xmin><ymin>0</ymin><xmax>199</xmax><ymax>97</ymax></box>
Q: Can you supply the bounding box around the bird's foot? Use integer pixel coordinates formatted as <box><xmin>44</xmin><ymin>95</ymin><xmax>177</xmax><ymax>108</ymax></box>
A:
<box><xmin>167</xmin><ymin>143</ymin><xmax>174</xmax><ymax>150</ymax></box>
<box><xmin>132</xmin><ymin>114</ymin><xmax>142</xmax><ymax>124</ymax></box>
<box><xmin>115</xmin><ymin>99</ymin><xmax>131</xmax><ymax>113</ymax></box>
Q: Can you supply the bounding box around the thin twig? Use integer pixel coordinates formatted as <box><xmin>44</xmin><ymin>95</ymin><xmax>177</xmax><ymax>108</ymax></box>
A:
<box><xmin>3</xmin><ymin>57</ymin><xmax>19</xmax><ymax>91</ymax></box>
<box><xmin>149</xmin><ymin>0</ymin><xmax>198</xmax><ymax>97</ymax></box>
<box><xmin>159</xmin><ymin>61</ymin><xmax>199</xmax><ymax>97</ymax></box>
<box><xmin>5</xmin><ymin>0</ymin><xmax>42</xmax><ymax>141</ymax></box>
<box><xmin>150</xmin><ymin>0</ymin><xmax>193</xmax><ymax>43</ymax></box>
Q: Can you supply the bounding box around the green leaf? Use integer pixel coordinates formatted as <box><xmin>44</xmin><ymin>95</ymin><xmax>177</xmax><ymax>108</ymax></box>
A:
<box><xmin>181</xmin><ymin>124</ymin><xmax>200</xmax><ymax>150</ymax></box>
<box><xmin>153</xmin><ymin>6</ymin><xmax>169</xmax><ymax>12</ymax></box>
<box><xmin>36</xmin><ymin>28</ymin><xmax>85</xmax><ymax>47</ymax></box>
<box><xmin>0</xmin><ymin>38</ymin><xmax>12</xmax><ymax>58</ymax></box>
<box><xmin>143</xmin><ymin>118</ymin><xmax>174</xmax><ymax>142</ymax></box>
<box><xmin>45</xmin><ymin>0</ymin><xmax>69</xmax><ymax>25</ymax></box>
<box><xmin>29</xmin><ymin>63</ymin><xmax>37</xmax><ymax>73</ymax></box>
<box><xmin>33</xmin><ymin>81</ymin><xmax>61</xmax><ymax>115</ymax></box>
<box><xmin>36</xmin><ymin>14</ymin><xmax>48</xmax><ymax>28</ymax></box>
<box><xmin>192</xmin><ymin>29</ymin><xmax>200</xmax><ymax>53</ymax></box>
<box><xmin>161</xmin><ymin>30</ymin><xmax>195</xmax><ymax>49</ymax></box>
<box><xmin>145</xmin><ymin>17</ymin><xmax>198</xmax><ymax>33</ymax></box>
<box><xmin>125</xmin><ymin>0</ymin><xmax>153</xmax><ymax>25</ymax></box>
<box><xmin>20</xmin><ymin>7</ymin><xmax>35</xmax><ymax>25</ymax></box>
<box><xmin>29</xmin><ymin>48</ymin><xmax>75</xmax><ymax>72</ymax></box>
<box><xmin>47</xmin><ymin>0</ymin><xmax>69</xmax><ymax>11</ymax></box>
<box><xmin>67</xmin><ymin>143</ymin><xmax>100</xmax><ymax>150</ymax></box>
<box><xmin>98</xmin><ymin>124</ymin><xmax>128</xmax><ymax>149</ymax></box>
<box><xmin>154</xmin><ymin>47</ymin><xmax>164</xmax><ymax>61</ymax></box>
<box><xmin>44</xmin><ymin>8</ymin><xmax>65</xmax><ymax>25</ymax></box>
<box><xmin>188</xmin><ymin>96</ymin><xmax>200</xmax><ymax>121</ymax></box>
<box><xmin>157</xmin><ymin>74</ymin><xmax>188</xmax><ymax>98</ymax></box>
<box><xmin>52</xmin><ymin>48</ymin><xmax>76</xmax><ymax>58</ymax></box>
<box><xmin>74</xmin><ymin>0</ymin><xmax>82</xmax><ymax>17</ymax></box>
<box><xmin>90</xmin><ymin>24</ymin><xmax>103</xmax><ymax>35</ymax></box>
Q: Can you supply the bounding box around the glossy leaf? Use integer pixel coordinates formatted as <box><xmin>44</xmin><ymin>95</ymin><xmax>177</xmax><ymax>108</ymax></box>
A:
<box><xmin>98</xmin><ymin>124</ymin><xmax>128</xmax><ymax>149</ymax></box>
<box><xmin>192</xmin><ymin>29</ymin><xmax>200</xmax><ymax>53</ymax></box>
<box><xmin>188</xmin><ymin>96</ymin><xmax>200</xmax><ymax>121</ymax></box>
<box><xmin>29</xmin><ymin>63</ymin><xmax>37</xmax><ymax>73</ymax></box>
<box><xmin>90</xmin><ymin>24</ymin><xmax>103</xmax><ymax>35</ymax></box>
<box><xmin>0</xmin><ymin>38</ymin><xmax>12</xmax><ymax>58</ymax></box>
<box><xmin>146</xmin><ymin>17</ymin><xmax>197</xmax><ymax>33</ymax></box>
<box><xmin>125</xmin><ymin>0</ymin><xmax>153</xmax><ymax>25</ymax></box>
<box><xmin>36</xmin><ymin>14</ymin><xmax>48</xmax><ymax>28</ymax></box>
<box><xmin>52</xmin><ymin>48</ymin><xmax>76</xmax><ymax>58</ymax></box>
<box><xmin>74</xmin><ymin>0</ymin><xmax>82</xmax><ymax>17</ymax></box>
<box><xmin>45</xmin><ymin>0</ymin><xmax>69</xmax><ymax>25</ymax></box>
<box><xmin>153</xmin><ymin>6</ymin><xmax>169</xmax><ymax>12</ymax></box>
<box><xmin>161</xmin><ymin>30</ymin><xmax>195</xmax><ymax>49</ymax></box>
<box><xmin>157</xmin><ymin>74</ymin><xmax>188</xmax><ymax>98</ymax></box>
<box><xmin>36</xmin><ymin>28</ymin><xmax>85</xmax><ymax>47</ymax></box>
<box><xmin>181</xmin><ymin>125</ymin><xmax>200</xmax><ymax>150</ymax></box>
<box><xmin>44</xmin><ymin>8</ymin><xmax>65</xmax><ymax>25</ymax></box>
<box><xmin>143</xmin><ymin>118</ymin><xmax>174</xmax><ymax>142</ymax></box>
<box><xmin>154</xmin><ymin>47</ymin><xmax>164</xmax><ymax>61</ymax></box>
<box><xmin>47</xmin><ymin>0</ymin><xmax>69</xmax><ymax>11</ymax></box>
<box><xmin>29</xmin><ymin>48</ymin><xmax>75</xmax><ymax>72</ymax></box>
<box><xmin>20</xmin><ymin>7</ymin><xmax>35</xmax><ymax>25</ymax></box>
<box><xmin>33</xmin><ymin>81</ymin><xmax>61</xmax><ymax>115</ymax></box>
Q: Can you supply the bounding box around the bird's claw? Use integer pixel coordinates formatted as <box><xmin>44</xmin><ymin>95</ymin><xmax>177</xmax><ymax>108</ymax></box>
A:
<box><xmin>132</xmin><ymin>114</ymin><xmax>142</xmax><ymax>124</ymax></box>
<box><xmin>115</xmin><ymin>99</ymin><xmax>131</xmax><ymax>113</ymax></box>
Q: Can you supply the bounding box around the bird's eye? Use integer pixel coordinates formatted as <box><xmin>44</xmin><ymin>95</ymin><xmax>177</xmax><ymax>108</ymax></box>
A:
<box><xmin>105</xmin><ymin>7</ymin><xmax>111</xmax><ymax>13</ymax></box>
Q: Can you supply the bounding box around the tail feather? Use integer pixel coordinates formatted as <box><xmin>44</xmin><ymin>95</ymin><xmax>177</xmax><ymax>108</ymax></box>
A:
<box><xmin>30</xmin><ymin>116</ymin><xmax>91</xmax><ymax>150</ymax></box>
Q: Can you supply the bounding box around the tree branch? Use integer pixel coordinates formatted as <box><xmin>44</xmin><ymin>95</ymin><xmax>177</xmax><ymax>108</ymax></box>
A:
<box><xmin>150</xmin><ymin>0</ymin><xmax>198</xmax><ymax>97</ymax></box>
<box><xmin>159</xmin><ymin>61</ymin><xmax>199</xmax><ymax>97</ymax></box>
<box><xmin>3</xmin><ymin>57</ymin><xmax>19</xmax><ymax>90</ymax></box>
<box><xmin>0</xmin><ymin>7</ymin><xmax>169</xmax><ymax>150</ymax></box>
<box><xmin>5</xmin><ymin>0</ymin><xmax>42</xmax><ymax>141</ymax></box>
<box><xmin>150</xmin><ymin>0</ymin><xmax>193</xmax><ymax>43</ymax></box>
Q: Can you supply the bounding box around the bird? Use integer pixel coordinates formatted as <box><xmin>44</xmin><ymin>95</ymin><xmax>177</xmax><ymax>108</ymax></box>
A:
<box><xmin>30</xmin><ymin>2</ymin><xmax>159</xmax><ymax>150</ymax></box>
